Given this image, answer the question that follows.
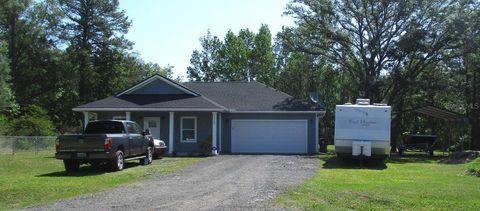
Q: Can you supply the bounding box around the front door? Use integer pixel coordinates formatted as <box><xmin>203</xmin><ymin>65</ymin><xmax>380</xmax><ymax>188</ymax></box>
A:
<box><xmin>144</xmin><ymin>117</ymin><xmax>161</xmax><ymax>139</ymax></box>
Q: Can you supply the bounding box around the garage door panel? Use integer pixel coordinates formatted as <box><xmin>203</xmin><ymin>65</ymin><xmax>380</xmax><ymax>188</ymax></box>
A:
<box><xmin>231</xmin><ymin>120</ymin><xmax>308</xmax><ymax>154</ymax></box>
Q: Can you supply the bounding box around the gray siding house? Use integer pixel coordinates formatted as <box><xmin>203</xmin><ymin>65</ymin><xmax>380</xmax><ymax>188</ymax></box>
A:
<box><xmin>73</xmin><ymin>75</ymin><xmax>325</xmax><ymax>155</ymax></box>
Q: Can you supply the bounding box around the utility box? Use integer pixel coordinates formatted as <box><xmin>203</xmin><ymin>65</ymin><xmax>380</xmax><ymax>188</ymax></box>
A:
<box><xmin>319</xmin><ymin>138</ymin><xmax>328</xmax><ymax>153</ymax></box>
<box><xmin>334</xmin><ymin>99</ymin><xmax>391</xmax><ymax>160</ymax></box>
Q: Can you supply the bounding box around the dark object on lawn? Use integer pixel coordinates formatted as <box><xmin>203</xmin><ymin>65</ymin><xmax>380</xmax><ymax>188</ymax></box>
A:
<box><xmin>399</xmin><ymin>135</ymin><xmax>436</xmax><ymax>156</ymax></box>
<box><xmin>319</xmin><ymin>138</ymin><xmax>328</xmax><ymax>153</ymax></box>
<box><xmin>443</xmin><ymin>150</ymin><xmax>480</xmax><ymax>164</ymax></box>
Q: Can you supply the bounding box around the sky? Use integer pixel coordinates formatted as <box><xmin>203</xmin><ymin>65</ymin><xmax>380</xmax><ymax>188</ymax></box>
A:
<box><xmin>118</xmin><ymin>0</ymin><xmax>294</xmax><ymax>80</ymax></box>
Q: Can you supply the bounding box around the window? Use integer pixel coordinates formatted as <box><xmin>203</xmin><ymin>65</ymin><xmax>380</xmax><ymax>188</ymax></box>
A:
<box><xmin>85</xmin><ymin>121</ymin><xmax>125</xmax><ymax>134</ymax></box>
<box><xmin>148</xmin><ymin>121</ymin><xmax>157</xmax><ymax>128</ymax></box>
<box><xmin>133</xmin><ymin>123</ymin><xmax>143</xmax><ymax>134</ymax></box>
<box><xmin>181</xmin><ymin>117</ymin><xmax>197</xmax><ymax>143</ymax></box>
<box><xmin>126</xmin><ymin>122</ymin><xmax>141</xmax><ymax>134</ymax></box>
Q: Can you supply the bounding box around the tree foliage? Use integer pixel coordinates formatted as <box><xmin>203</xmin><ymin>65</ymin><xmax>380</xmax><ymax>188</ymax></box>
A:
<box><xmin>0</xmin><ymin>41</ymin><xmax>14</xmax><ymax>112</ymax></box>
<box><xmin>0</xmin><ymin>0</ymin><xmax>173</xmax><ymax>134</ymax></box>
<box><xmin>187</xmin><ymin>25</ymin><xmax>275</xmax><ymax>84</ymax></box>
<box><xmin>279</xmin><ymin>0</ymin><xmax>467</xmax><ymax>149</ymax></box>
<box><xmin>8</xmin><ymin>105</ymin><xmax>56</xmax><ymax>136</ymax></box>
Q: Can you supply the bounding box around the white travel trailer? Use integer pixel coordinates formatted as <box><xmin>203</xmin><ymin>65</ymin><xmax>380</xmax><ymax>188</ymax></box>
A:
<box><xmin>334</xmin><ymin>99</ymin><xmax>391</xmax><ymax>159</ymax></box>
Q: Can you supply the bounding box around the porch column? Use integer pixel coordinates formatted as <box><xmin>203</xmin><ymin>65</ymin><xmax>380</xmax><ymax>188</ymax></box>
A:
<box><xmin>126</xmin><ymin>112</ymin><xmax>131</xmax><ymax>121</ymax></box>
<box><xmin>168</xmin><ymin>112</ymin><xmax>174</xmax><ymax>154</ymax></box>
<box><xmin>315</xmin><ymin>113</ymin><xmax>319</xmax><ymax>153</ymax></box>
<box><xmin>212</xmin><ymin>112</ymin><xmax>218</xmax><ymax>155</ymax></box>
<box><xmin>83</xmin><ymin>112</ymin><xmax>89</xmax><ymax>129</ymax></box>
<box><xmin>218</xmin><ymin>113</ymin><xmax>222</xmax><ymax>153</ymax></box>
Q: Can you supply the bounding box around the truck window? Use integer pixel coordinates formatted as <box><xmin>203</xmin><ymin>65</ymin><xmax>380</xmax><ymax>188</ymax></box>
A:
<box><xmin>85</xmin><ymin>121</ymin><xmax>125</xmax><ymax>134</ymax></box>
<box><xmin>126</xmin><ymin>122</ymin><xmax>141</xmax><ymax>134</ymax></box>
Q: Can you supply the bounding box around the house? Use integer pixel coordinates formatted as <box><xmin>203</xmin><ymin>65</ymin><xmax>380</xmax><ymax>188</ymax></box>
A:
<box><xmin>73</xmin><ymin>75</ymin><xmax>325</xmax><ymax>155</ymax></box>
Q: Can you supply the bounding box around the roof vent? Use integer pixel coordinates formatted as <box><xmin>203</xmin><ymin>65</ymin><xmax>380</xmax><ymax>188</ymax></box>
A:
<box><xmin>356</xmin><ymin>98</ymin><xmax>370</xmax><ymax>105</ymax></box>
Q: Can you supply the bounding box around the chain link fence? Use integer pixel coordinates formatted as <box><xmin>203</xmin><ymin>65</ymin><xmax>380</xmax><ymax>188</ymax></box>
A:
<box><xmin>0</xmin><ymin>136</ymin><xmax>57</xmax><ymax>155</ymax></box>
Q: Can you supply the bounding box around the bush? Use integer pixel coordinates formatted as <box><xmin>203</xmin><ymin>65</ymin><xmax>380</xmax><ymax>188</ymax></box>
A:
<box><xmin>466</xmin><ymin>158</ymin><xmax>480</xmax><ymax>177</ymax></box>
<box><xmin>13</xmin><ymin>139</ymin><xmax>34</xmax><ymax>150</ymax></box>
<box><xmin>0</xmin><ymin>115</ymin><xmax>9</xmax><ymax>135</ymax></box>
<box><xmin>8</xmin><ymin>105</ymin><xmax>56</xmax><ymax>136</ymax></box>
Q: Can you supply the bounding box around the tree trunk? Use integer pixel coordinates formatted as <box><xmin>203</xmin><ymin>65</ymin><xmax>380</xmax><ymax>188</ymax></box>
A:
<box><xmin>8</xmin><ymin>11</ymin><xmax>18</xmax><ymax>84</ymax></box>
<box><xmin>472</xmin><ymin>118</ymin><xmax>480</xmax><ymax>150</ymax></box>
<box><xmin>390</xmin><ymin>97</ymin><xmax>404</xmax><ymax>153</ymax></box>
<box><xmin>471</xmin><ymin>67</ymin><xmax>480</xmax><ymax>150</ymax></box>
<box><xmin>388</xmin><ymin>74</ymin><xmax>406</xmax><ymax>153</ymax></box>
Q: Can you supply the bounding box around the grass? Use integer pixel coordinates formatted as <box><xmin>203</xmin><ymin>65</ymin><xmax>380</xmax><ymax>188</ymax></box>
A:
<box><xmin>467</xmin><ymin>158</ymin><xmax>480</xmax><ymax>176</ymax></box>
<box><xmin>0</xmin><ymin>151</ymin><xmax>207</xmax><ymax>210</ymax></box>
<box><xmin>277</xmin><ymin>146</ymin><xmax>480</xmax><ymax>210</ymax></box>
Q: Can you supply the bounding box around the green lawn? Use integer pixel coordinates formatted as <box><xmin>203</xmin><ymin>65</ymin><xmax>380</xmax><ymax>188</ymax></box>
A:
<box><xmin>0</xmin><ymin>151</ymin><xmax>206</xmax><ymax>210</ymax></box>
<box><xmin>277</xmin><ymin>147</ymin><xmax>480</xmax><ymax>210</ymax></box>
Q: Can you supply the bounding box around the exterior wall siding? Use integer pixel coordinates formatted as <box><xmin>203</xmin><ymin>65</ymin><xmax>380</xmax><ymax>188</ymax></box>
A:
<box><xmin>94</xmin><ymin>111</ymin><xmax>318</xmax><ymax>155</ymax></box>
<box><xmin>95</xmin><ymin>111</ymin><xmax>212</xmax><ymax>155</ymax></box>
<box><xmin>132</xmin><ymin>79</ymin><xmax>187</xmax><ymax>94</ymax></box>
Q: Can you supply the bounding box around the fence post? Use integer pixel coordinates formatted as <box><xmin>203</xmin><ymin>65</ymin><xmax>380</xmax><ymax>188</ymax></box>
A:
<box><xmin>11</xmin><ymin>137</ymin><xmax>15</xmax><ymax>155</ymax></box>
<box><xmin>34</xmin><ymin>136</ymin><xmax>38</xmax><ymax>155</ymax></box>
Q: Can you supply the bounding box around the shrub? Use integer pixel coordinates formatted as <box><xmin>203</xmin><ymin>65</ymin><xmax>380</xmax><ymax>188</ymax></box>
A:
<box><xmin>466</xmin><ymin>158</ymin><xmax>480</xmax><ymax>177</ymax></box>
<box><xmin>8</xmin><ymin>105</ymin><xmax>56</xmax><ymax>136</ymax></box>
<box><xmin>0</xmin><ymin>115</ymin><xmax>9</xmax><ymax>135</ymax></box>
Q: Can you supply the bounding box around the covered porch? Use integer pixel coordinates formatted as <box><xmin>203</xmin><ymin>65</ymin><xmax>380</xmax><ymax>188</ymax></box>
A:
<box><xmin>81</xmin><ymin>110</ymin><xmax>222</xmax><ymax>155</ymax></box>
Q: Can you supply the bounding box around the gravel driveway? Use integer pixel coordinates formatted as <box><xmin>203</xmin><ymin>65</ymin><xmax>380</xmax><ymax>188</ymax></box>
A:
<box><xmin>29</xmin><ymin>155</ymin><xmax>319</xmax><ymax>211</ymax></box>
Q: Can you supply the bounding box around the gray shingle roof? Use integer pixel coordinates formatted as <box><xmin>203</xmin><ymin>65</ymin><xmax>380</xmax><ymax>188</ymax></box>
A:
<box><xmin>182</xmin><ymin>81</ymin><xmax>323</xmax><ymax>111</ymax></box>
<box><xmin>75</xmin><ymin>76</ymin><xmax>323</xmax><ymax>112</ymax></box>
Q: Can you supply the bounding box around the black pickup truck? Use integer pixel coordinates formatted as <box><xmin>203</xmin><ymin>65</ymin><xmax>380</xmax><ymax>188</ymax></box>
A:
<box><xmin>55</xmin><ymin>120</ymin><xmax>154</xmax><ymax>172</ymax></box>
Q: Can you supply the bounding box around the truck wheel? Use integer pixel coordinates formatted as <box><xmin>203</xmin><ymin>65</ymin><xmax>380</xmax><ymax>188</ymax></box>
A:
<box><xmin>63</xmin><ymin>159</ymin><xmax>79</xmax><ymax>172</ymax></box>
<box><xmin>110</xmin><ymin>150</ymin><xmax>124</xmax><ymax>171</ymax></box>
<box><xmin>141</xmin><ymin>146</ymin><xmax>153</xmax><ymax>166</ymax></box>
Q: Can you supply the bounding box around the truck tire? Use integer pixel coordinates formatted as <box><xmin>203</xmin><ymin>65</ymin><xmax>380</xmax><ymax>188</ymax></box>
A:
<box><xmin>63</xmin><ymin>159</ymin><xmax>80</xmax><ymax>172</ymax></box>
<box><xmin>141</xmin><ymin>146</ymin><xmax>153</xmax><ymax>166</ymax></box>
<box><xmin>110</xmin><ymin>150</ymin><xmax>124</xmax><ymax>171</ymax></box>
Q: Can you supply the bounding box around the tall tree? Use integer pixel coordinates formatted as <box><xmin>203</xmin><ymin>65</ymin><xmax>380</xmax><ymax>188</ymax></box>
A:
<box><xmin>0</xmin><ymin>0</ymin><xmax>29</xmax><ymax>87</ymax></box>
<box><xmin>251</xmin><ymin>25</ymin><xmax>275</xmax><ymax>86</ymax></box>
<box><xmin>0</xmin><ymin>41</ymin><xmax>14</xmax><ymax>112</ymax></box>
<box><xmin>187</xmin><ymin>25</ymin><xmax>276</xmax><ymax>83</ymax></box>
<box><xmin>0</xmin><ymin>0</ymin><xmax>64</xmax><ymax>108</ymax></box>
<box><xmin>282</xmin><ymin>0</ymin><xmax>457</xmax><ymax>150</ymax></box>
<box><xmin>449</xmin><ymin>0</ymin><xmax>480</xmax><ymax>149</ymax></box>
<box><xmin>187</xmin><ymin>30</ymin><xmax>223</xmax><ymax>81</ymax></box>
<box><xmin>59</xmin><ymin>0</ymin><xmax>132</xmax><ymax>103</ymax></box>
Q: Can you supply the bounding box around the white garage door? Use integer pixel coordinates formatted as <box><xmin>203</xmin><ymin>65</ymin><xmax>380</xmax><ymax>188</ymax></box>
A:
<box><xmin>231</xmin><ymin>120</ymin><xmax>308</xmax><ymax>154</ymax></box>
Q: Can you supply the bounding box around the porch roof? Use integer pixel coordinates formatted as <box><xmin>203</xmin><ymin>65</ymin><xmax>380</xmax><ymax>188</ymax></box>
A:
<box><xmin>73</xmin><ymin>94</ymin><xmax>224</xmax><ymax>112</ymax></box>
